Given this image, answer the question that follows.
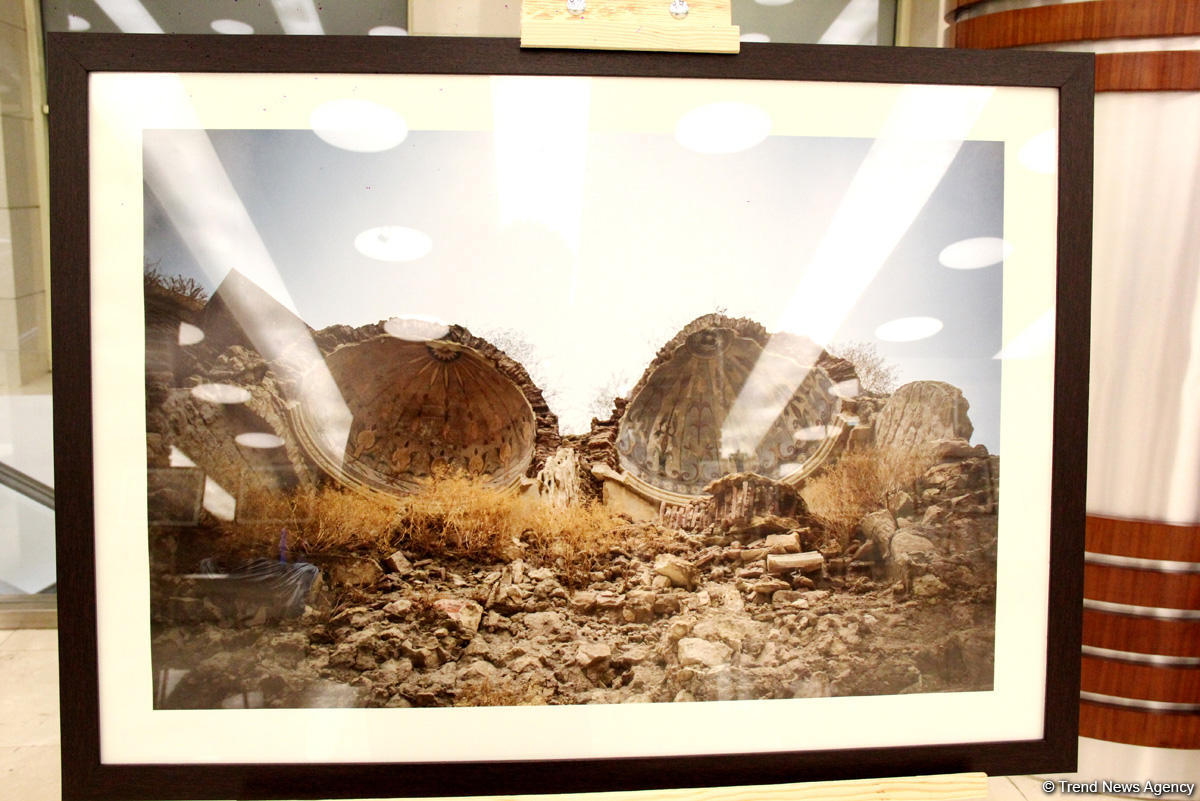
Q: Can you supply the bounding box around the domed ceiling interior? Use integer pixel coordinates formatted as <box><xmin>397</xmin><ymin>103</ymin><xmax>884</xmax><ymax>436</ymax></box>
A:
<box><xmin>617</xmin><ymin>324</ymin><xmax>845</xmax><ymax>498</ymax></box>
<box><xmin>295</xmin><ymin>336</ymin><xmax>537</xmax><ymax>494</ymax></box>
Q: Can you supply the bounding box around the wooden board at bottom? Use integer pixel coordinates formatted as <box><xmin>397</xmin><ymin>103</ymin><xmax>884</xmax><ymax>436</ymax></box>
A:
<box><xmin>434</xmin><ymin>774</ymin><xmax>990</xmax><ymax>801</ymax></box>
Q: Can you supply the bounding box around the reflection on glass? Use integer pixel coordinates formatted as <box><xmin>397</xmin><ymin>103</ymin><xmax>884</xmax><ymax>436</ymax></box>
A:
<box><xmin>42</xmin><ymin>1</ymin><xmax>890</xmax><ymax>43</ymax></box>
<box><xmin>40</xmin><ymin>0</ymin><xmax>408</xmax><ymax>35</ymax></box>
<box><xmin>310</xmin><ymin>99</ymin><xmax>408</xmax><ymax>153</ymax></box>
<box><xmin>209</xmin><ymin>18</ymin><xmax>253</xmax><ymax>35</ymax></box>
<box><xmin>139</xmin><ymin>75</ymin><xmax>1003</xmax><ymax>712</ymax></box>
<box><xmin>733</xmin><ymin>0</ymin><xmax>896</xmax><ymax>45</ymax></box>
<box><xmin>938</xmin><ymin>236</ymin><xmax>1012</xmax><ymax>271</ymax></box>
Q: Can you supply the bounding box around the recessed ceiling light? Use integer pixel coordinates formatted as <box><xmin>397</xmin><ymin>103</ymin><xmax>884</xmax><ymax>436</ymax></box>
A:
<box><xmin>235</xmin><ymin>432</ymin><xmax>285</xmax><ymax>449</ymax></box>
<box><xmin>368</xmin><ymin>25</ymin><xmax>408</xmax><ymax>36</ymax></box>
<box><xmin>355</xmin><ymin>226</ymin><xmax>432</xmax><ymax>262</ymax></box>
<box><xmin>740</xmin><ymin>32</ymin><xmax>770</xmax><ymax>43</ymax></box>
<box><xmin>67</xmin><ymin>14</ymin><xmax>91</xmax><ymax>31</ymax></box>
<box><xmin>177</xmin><ymin>322</ymin><xmax>205</xmax><ymax>346</ymax></box>
<box><xmin>310</xmin><ymin>99</ymin><xmax>408</xmax><ymax>152</ymax></box>
<box><xmin>210</xmin><ymin>19</ymin><xmax>254</xmax><ymax>34</ymax></box>
<box><xmin>191</xmin><ymin>383</ymin><xmax>251</xmax><ymax>404</ymax></box>
<box><xmin>384</xmin><ymin>316</ymin><xmax>451</xmax><ymax>342</ymax></box>
<box><xmin>938</xmin><ymin>237</ymin><xmax>1011</xmax><ymax>270</ymax></box>
<box><xmin>875</xmin><ymin>316</ymin><xmax>943</xmax><ymax>342</ymax></box>
<box><xmin>1020</xmin><ymin>129</ymin><xmax>1057</xmax><ymax>174</ymax></box>
<box><xmin>675</xmin><ymin>102</ymin><xmax>772</xmax><ymax>155</ymax></box>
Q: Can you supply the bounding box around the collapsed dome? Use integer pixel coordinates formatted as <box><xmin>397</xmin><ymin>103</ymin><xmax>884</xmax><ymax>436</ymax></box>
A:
<box><xmin>295</xmin><ymin>334</ymin><xmax>538</xmax><ymax>494</ymax></box>
<box><xmin>616</xmin><ymin>316</ymin><xmax>853</xmax><ymax>499</ymax></box>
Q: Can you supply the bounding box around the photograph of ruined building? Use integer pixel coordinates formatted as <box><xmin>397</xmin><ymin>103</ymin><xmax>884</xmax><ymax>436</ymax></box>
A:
<box><xmin>143</xmin><ymin>115</ymin><xmax>1003</xmax><ymax>710</ymax></box>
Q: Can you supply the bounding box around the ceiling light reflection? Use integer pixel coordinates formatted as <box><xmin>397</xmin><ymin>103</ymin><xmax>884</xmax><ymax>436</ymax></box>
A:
<box><xmin>178</xmin><ymin>322</ymin><xmax>205</xmax><ymax>346</ymax></box>
<box><xmin>754</xmin><ymin>0</ymin><xmax>794</xmax><ymax>5</ymax></box>
<box><xmin>740</xmin><ymin>33</ymin><xmax>770</xmax><ymax>43</ymax></box>
<box><xmin>675</xmin><ymin>102</ymin><xmax>772</xmax><ymax>155</ymax></box>
<box><xmin>355</xmin><ymin>226</ymin><xmax>432</xmax><ymax>262</ymax></box>
<box><xmin>938</xmin><ymin>236</ymin><xmax>1011</xmax><ymax>270</ymax></box>
<box><xmin>831</xmin><ymin>378</ymin><xmax>861</xmax><ymax>398</ymax></box>
<box><xmin>369</xmin><ymin>26</ymin><xmax>408</xmax><ymax>36</ymax></box>
<box><xmin>875</xmin><ymin>316</ymin><xmax>943</xmax><ymax>342</ymax></box>
<box><xmin>67</xmin><ymin>14</ymin><xmax>91</xmax><ymax>31</ymax></box>
<box><xmin>384</xmin><ymin>316</ymin><xmax>451</xmax><ymax>342</ymax></box>
<box><xmin>235</xmin><ymin>432</ymin><xmax>286</xmax><ymax>449</ymax></box>
<box><xmin>211</xmin><ymin>19</ymin><xmax>254</xmax><ymax>34</ymax></box>
<box><xmin>310</xmin><ymin>99</ymin><xmax>408</xmax><ymax>152</ymax></box>
<box><xmin>793</xmin><ymin>424</ymin><xmax>837</xmax><ymax>442</ymax></box>
<box><xmin>191</xmin><ymin>383</ymin><xmax>251</xmax><ymax>404</ymax></box>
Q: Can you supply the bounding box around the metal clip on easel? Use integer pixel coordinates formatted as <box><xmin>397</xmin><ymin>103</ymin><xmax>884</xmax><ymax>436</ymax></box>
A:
<box><xmin>520</xmin><ymin>0</ymin><xmax>741</xmax><ymax>53</ymax></box>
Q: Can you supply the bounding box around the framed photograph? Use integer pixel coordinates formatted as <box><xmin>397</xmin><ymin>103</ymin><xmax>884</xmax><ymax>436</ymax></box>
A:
<box><xmin>48</xmin><ymin>33</ymin><xmax>1092</xmax><ymax>801</ymax></box>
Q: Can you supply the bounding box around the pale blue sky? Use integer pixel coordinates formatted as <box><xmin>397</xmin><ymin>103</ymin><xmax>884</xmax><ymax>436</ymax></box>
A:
<box><xmin>145</xmin><ymin>128</ymin><xmax>1003</xmax><ymax>448</ymax></box>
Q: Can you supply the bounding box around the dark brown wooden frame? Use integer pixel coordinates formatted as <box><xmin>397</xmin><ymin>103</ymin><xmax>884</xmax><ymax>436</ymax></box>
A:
<box><xmin>47</xmin><ymin>33</ymin><xmax>1094</xmax><ymax>801</ymax></box>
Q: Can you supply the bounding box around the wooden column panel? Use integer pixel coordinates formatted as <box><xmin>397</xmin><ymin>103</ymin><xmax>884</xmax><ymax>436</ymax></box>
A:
<box><xmin>1083</xmin><ymin>610</ymin><xmax>1200</xmax><ymax>658</ymax></box>
<box><xmin>1087</xmin><ymin>516</ymin><xmax>1200</xmax><ymax>562</ymax></box>
<box><xmin>1080</xmin><ymin>702</ymin><xmax>1200</xmax><ymax>749</ymax></box>
<box><xmin>1081</xmin><ymin>656</ymin><xmax>1200</xmax><ymax>704</ymax></box>
<box><xmin>947</xmin><ymin>0</ymin><xmax>1200</xmax><ymax>90</ymax></box>
<box><xmin>1084</xmin><ymin>564</ymin><xmax>1200</xmax><ymax>610</ymax></box>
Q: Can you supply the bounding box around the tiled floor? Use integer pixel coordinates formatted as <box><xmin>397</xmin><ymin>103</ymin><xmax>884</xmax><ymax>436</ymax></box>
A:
<box><xmin>0</xmin><ymin>627</ymin><xmax>1180</xmax><ymax>800</ymax></box>
<box><xmin>0</xmin><ymin>628</ymin><xmax>60</xmax><ymax>801</ymax></box>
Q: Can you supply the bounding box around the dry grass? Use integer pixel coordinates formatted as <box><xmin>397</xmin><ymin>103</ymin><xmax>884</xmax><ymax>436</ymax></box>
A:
<box><xmin>221</xmin><ymin>471</ymin><xmax>657</xmax><ymax>586</ymax></box>
<box><xmin>395</xmin><ymin>471</ymin><xmax>647</xmax><ymax>585</ymax></box>
<box><xmin>226</xmin><ymin>486</ymin><xmax>402</xmax><ymax>559</ymax></box>
<box><xmin>144</xmin><ymin>264</ymin><xmax>209</xmax><ymax>305</ymax></box>
<box><xmin>454</xmin><ymin>677</ymin><xmax>548</xmax><ymax>707</ymax></box>
<box><xmin>801</xmin><ymin>446</ymin><xmax>934</xmax><ymax>552</ymax></box>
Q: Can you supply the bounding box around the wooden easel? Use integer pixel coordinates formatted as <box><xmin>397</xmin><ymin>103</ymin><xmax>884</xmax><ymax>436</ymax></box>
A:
<box><xmin>514</xmin><ymin>3</ymin><xmax>989</xmax><ymax>799</ymax></box>
<box><xmin>520</xmin><ymin>0</ymin><xmax>741</xmax><ymax>53</ymax></box>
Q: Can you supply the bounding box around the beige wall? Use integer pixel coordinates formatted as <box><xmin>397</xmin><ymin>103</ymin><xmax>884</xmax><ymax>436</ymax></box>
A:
<box><xmin>896</xmin><ymin>0</ymin><xmax>947</xmax><ymax>48</ymax></box>
<box><xmin>408</xmin><ymin>0</ymin><xmax>519</xmax><ymax>37</ymax></box>
<box><xmin>0</xmin><ymin>0</ymin><xmax>49</xmax><ymax>389</ymax></box>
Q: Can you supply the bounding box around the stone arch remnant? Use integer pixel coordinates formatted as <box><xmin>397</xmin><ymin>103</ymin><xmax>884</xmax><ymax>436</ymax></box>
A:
<box><xmin>296</xmin><ymin>332</ymin><xmax>547</xmax><ymax>495</ymax></box>
<box><xmin>609</xmin><ymin>314</ymin><xmax>859</xmax><ymax>504</ymax></box>
<box><xmin>148</xmin><ymin>270</ymin><xmax>559</xmax><ymax>513</ymax></box>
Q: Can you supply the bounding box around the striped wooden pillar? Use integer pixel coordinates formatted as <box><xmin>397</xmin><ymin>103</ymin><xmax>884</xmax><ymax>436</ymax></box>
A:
<box><xmin>1083</xmin><ymin>517</ymin><xmax>1200</xmax><ymax>748</ymax></box>
<box><xmin>947</xmin><ymin>0</ymin><xmax>1200</xmax><ymax>757</ymax></box>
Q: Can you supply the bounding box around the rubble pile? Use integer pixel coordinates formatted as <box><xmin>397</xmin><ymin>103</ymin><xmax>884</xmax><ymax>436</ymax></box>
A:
<box><xmin>152</xmin><ymin>452</ymin><xmax>996</xmax><ymax>710</ymax></box>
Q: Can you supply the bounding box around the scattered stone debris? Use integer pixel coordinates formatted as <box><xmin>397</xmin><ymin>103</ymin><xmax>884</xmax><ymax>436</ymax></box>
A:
<box><xmin>151</xmin><ymin>490</ymin><xmax>996</xmax><ymax>709</ymax></box>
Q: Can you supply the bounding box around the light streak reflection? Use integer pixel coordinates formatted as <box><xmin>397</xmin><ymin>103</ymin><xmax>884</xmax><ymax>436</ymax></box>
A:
<box><xmin>718</xmin><ymin>85</ymin><xmax>995</xmax><ymax>459</ymax></box>
<box><xmin>138</xmin><ymin>77</ymin><xmax>353</xmax><ymax>466</ymax></box>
